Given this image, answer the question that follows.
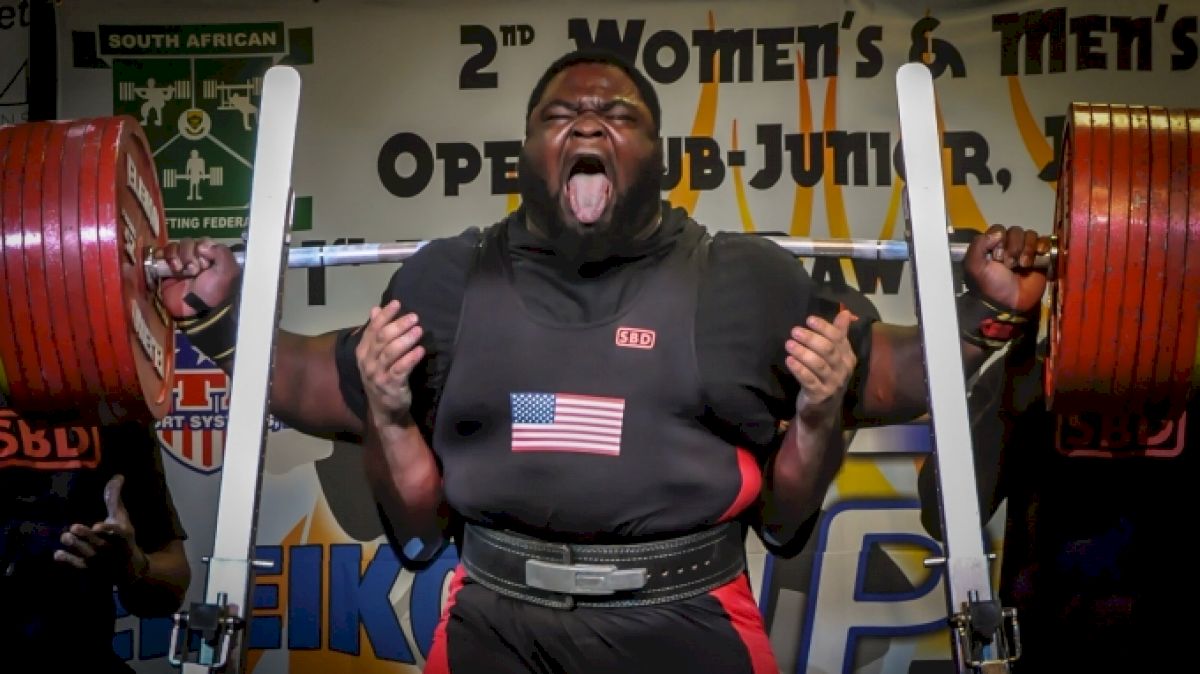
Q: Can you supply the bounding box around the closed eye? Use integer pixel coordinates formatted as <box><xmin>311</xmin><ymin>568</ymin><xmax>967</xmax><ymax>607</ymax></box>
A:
<box><xmin>542</xmin><ymin>102</ymin><xmax>576</xmax><ymax>121</ymax></box>
<box><xmin>603</xmin><ymin>101</ymin><xmax>639</xmax><ymax>122</ymax></box>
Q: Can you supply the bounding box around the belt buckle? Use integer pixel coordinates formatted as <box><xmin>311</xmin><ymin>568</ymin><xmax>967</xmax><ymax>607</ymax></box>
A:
<box><xmin>525</xmin><ymin>559</ymin><xmax>648</xmax><ymax>596</ymax></box>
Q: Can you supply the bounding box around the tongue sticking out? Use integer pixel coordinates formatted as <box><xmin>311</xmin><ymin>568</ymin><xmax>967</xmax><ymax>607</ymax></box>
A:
<box><xmin>567</xmin><ymin>172</ymin><xmax>612</xmax><ymax>224</ymax></box>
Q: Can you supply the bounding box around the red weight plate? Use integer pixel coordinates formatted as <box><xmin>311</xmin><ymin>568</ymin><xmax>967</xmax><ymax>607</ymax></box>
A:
<box><xmin>1078</xmin><ymin>106</ymin><xmax>1113</xmax><ymax>409</ymax></box>
<box><xmin>1113</xmin><ymin>107</ymin><xmax>1150</xmax><ymax>402</ymax></box>
<box><xmin>1047</xmin><ymin>104</ymin><xmax>1092</xmax><ymax>411</ymax></box>
<box><xmin>20</xmin><ymin>121</ymin><xmax>70</xmax><ymax>403</ymax></box>
<box><xmin>1171</xmin><ymin>110</ymin><xmax>1200</xmax><ymax>416</ymax></box>
<box><xmin>127</xmin><ymin>117</ymin><xmax>175</xmax><ymax>418</ymax></box>
<box><xmin>1</xmin><ymin>123</ymin><xmax>49</xmax><ymax>405</ymax></box>
<box><xmin>74</xmin><ymin>120</ymin><xmax>126</xmax><ymax>404</ymax></box>
<box><xmin>58</xmin><ymin>120</ymin><xmax>108</xmax><ymax>409</ymax></box>
<box><xmin>1093</xmin><ymin>105</ymin><xmax>1130</xmax><ymax>407</ymax></box>
<box><xmin>97</xmin><ymin>116</ymin><xmax>174</xmax><ymax>420</ymax></box>
<box><xmin>90</xmin><ymin>117</ymin><xmax>141</xmax><ymax>413</ymax></box>
<box><xmin>1133</xmin><ymin>108</ymin><xmax>1172</xmax><ymax>408</ymax></box>
<box><xmin>37</xmin><ymin>121</ymin><xmax>87</xmax><ymax>405</ymax></box>
<box><xmin>1152</xmin><ymin>111</ymin><xmax>1190</xmax><ymax>417</ymax></box>
<box><xmin>0</xmin><ymin>123</ymin><xmax>26</xmax><ymax>404</ymax></box>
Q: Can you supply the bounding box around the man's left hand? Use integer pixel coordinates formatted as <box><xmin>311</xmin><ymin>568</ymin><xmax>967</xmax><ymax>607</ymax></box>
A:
<box><xmin>963</xmin><ymin>224</ymin><xmax>1052</xmax><ymax>312</ymax></box>
<box><xmin>786</xmin><ymin>309</ymin><xmax>857</xmax><ymax>422</ymax></box>
<box><xmin>55</xmin><ymin>475</ymin><xmax>150</xmax><ymax>587</ymax></box>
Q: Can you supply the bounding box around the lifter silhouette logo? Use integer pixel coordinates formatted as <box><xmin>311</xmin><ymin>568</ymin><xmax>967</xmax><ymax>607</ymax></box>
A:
<box><xmin>71</xmin><ymin>21</ymin><xmax>315</xmax><ymax>238</ymax></box>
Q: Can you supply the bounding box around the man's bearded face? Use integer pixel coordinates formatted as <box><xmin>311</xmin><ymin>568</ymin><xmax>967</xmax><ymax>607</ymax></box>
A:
<box><xmin>519</xmin><ymin>62</ymin><xmax>663</xmax><ymax>261</ymax></box>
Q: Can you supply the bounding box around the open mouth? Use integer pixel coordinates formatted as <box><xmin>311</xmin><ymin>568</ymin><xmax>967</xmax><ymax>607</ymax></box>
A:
<box><xmin>564</xmin><ymin>154</ymin><xmax>613</xmax><ymax>224</ymax></box>
<box><xmin>569</xmin><ymin>155</ymin><xmax>608</xmax><ymax>178</ymax></box>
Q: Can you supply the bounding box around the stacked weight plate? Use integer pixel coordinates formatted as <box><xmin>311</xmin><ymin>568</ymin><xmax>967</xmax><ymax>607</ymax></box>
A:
<box><xmin>1048</xmin><ymin>103</ymin><xmax>1200</xmax><ymax>419</ymax></box>
<box><xmin>0</xmin><ymin>117</ymin><xmax>173</xmax><ymax>421</ymax></box>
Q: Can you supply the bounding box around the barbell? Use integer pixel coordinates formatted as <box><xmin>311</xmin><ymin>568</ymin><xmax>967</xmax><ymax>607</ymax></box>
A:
<box><xmin>148</xmin><ymin>237</ymin><xmax>1039</xmax><ymax>276</ymax></box>
<box><xmin>0</xmin><ymin>103</ymin><xmax>1196</xmax><ymax>423</ymax></box>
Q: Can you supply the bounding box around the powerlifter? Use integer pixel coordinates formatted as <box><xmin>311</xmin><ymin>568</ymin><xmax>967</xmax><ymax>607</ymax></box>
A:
<box><xmin>158</xmin><ymin>50</ymin><xmax>1049</xmax><ymax>673</ymax></box>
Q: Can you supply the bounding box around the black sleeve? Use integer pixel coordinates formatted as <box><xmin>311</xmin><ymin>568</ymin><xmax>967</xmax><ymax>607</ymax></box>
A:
<box><xmin>696</xmin><ymin>234</ymin><xmax>813</xmax><ymax>454</ymax></box>
<box><xmin>697</xmin><ymin>234</ymin><xmax>877</xmax><ymax>456</ymax></box>
<box><xmin>108</xmin><ymin>424</ymin><xmax>186</xmax><ymax>554</ymax></box>
<box><xmin>699</xmin><ymin>235</ymin><xmax>880</xmax><ymax>557</ymax></box>
<box><xmin>333</xmin><ymin>229</ymin><xmax>481</xmax><ymax>441</ymax></box>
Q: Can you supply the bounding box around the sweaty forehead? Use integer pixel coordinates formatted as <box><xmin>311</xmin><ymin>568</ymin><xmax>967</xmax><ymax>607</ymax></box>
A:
<box><xmin>537</xmin><ymin>63</ymin><xmax>644</xmax><ymax>108</ymax></box>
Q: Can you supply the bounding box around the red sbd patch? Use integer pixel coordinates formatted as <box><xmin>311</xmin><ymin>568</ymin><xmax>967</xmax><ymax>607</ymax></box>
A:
<box><xmin>615</xmin><ymin>327</ymin><xmax>656</xmax><ymax>350</ymax></box>
<box><xmin>1056</xmin><ymin>410</ymin><xmax>1186</xmax><ymax>458</ymax></box>
<box><xmin>0</xmin><ymin>409</ymin><xmax>102</xmax><ymax>470</ymax></box>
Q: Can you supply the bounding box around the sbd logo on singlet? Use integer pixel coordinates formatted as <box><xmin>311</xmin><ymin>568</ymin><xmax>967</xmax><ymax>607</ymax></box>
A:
<box><xmin>615</xmin><ymin>326</ymin><xmax>656</xmax><ymax>350</ymax></box>
<box><xmin>0</xmin><ymin>409</ymin><xmax>103</xmax><ymax>470</ymax></box>
<box><xmin>156</xmin><ymin>334</ymin><xmax>230</xmax><ymax>474</ymax></box>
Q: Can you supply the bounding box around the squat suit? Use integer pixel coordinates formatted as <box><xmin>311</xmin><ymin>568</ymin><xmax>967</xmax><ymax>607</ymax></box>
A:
<box><xmin>336</xmin><ymin>204</ymin><xmax>873</xmax><ymax>673</ymax></box>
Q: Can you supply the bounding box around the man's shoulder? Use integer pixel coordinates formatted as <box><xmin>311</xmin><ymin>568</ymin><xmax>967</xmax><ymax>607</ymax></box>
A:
<box><xmin>709</xmin><ymin>228</ymin><xmax>797</xmax><ymax>257</ymax></box>
<box><xmin>705</xmin><ymin>229</ymin><xmax>810</xmax><ymax>283</ymax></box>
<box><xmin>383</xmin><ymin>222</ymin><xmax>499</xmax><ymax>303</ymax></box>
<box><xmin>390</xmin><ymin>225</ymin><xmax>490</xmax><ymax>279</ymax></box>
<box><xmin>408</xmin><ymin>226</ymin><xmax>486</xmax><ymax>264</ymax></box>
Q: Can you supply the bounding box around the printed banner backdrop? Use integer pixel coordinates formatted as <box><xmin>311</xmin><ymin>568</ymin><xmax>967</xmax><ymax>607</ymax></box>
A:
<box><xmin>49</xmin><ymin>0</ymin><xmax>1200</xmax><ymax>672</ymax></box>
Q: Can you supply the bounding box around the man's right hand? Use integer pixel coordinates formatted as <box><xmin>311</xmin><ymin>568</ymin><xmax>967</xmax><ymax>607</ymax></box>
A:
<box><xmin>157</xmin><ymin>237</ymin><xmax>241</xmax><ymax>319</ymax></box>
<box><xmin>356</xmin><ymin>300</ymin><xmax>426</xmax><ymax>428</ymax></box>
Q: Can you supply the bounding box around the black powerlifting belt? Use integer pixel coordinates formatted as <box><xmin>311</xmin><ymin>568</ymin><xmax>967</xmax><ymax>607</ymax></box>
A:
<box><xmin>460</xmin><ymin>522</ymin><xmax>747</xmax><ymax>609</ymax></box>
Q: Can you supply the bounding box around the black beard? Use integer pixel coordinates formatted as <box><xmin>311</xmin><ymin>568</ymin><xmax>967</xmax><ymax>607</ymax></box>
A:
<box><xmin>518</xmin><ymin>151</ymin><xmax>663</xmax><ymax>264</ymax></box>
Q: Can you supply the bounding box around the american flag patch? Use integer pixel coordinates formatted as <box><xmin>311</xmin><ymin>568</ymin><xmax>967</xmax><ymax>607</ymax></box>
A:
<box><xmin>510</xmin><ymin>392</ymin><xmax>625</xmax><ymax>455</ymax></box>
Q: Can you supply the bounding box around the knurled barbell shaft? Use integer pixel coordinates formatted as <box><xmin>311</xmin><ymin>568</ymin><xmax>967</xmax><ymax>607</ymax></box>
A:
<box><xmin>146</xmin><ymin>237</ymin><xmax>1054</xmax><ymax>277</ymax></box>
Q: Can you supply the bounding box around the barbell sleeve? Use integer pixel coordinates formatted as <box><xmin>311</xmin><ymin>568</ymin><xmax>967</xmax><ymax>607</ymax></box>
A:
<box><xmin>146</xmin><ymin>237</ymin><xmax>1054</xmax><ymax>278</ymax></box>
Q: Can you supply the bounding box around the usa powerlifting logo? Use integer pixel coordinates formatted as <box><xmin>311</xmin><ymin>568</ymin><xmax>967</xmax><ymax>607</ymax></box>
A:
<box><xmin>155</xmin><ymin>333</ymin><xmax>230</xmax><ymax>474</ymax></box>
<box><xmin>155</xmin><ymin>333</ymin><xmax>287</xmax><ymax>474</ymax></box>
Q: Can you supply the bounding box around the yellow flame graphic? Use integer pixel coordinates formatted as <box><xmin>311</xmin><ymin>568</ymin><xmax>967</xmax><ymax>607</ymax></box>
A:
<box><xmin>1007</xmin><ymin>75</ymin><xmax>1056</xmax><ymax>191</ymax></box>
<box><xmin>667</xmin><ymin>11</ymin><xmax>720</xmax><ymax>213</ymax></box>
<box><xmin>730</xmin><ymin>119</ymin><xmax>756</xmax><ymax>232</ymax></box>
<box><xmin>879</xmin><ymin>179</ymin><xmax>905</xmax><ymax>243</ymax></box>
<box><xmin>819</xmin><ymin>71</ymin><xmax>859</xmax><ymax>282</ymax></box>
<box><xmin>505</xmin><ymin>166</ymin><xmax>521</xmax><ymax>214</ymax></box>
<box><xmin>789</xmin><ymin>54</ymin><xmax>815</xmax><ymax>237</ymax></box>
<box><xmin>835</xmin><ymin>454</ymin><xmax>895</xmax><ymax>497</ymax></box>
<box><xmin>933</xmin><ymin>96</ymin><xmax>988</xmax><ymax>232</ymax></box>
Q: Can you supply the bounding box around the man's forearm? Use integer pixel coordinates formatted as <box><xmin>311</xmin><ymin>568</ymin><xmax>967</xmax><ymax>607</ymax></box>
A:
<box><xmin>182</xmin><ymin>295</ymin><xmax>364</xmax><ymax>437</ymax></box>
<box><xmin>268</xmin><ymin>331</ymin><xmax>364</xmax><ymax>435</ymax></box>
<box><xmin>363</xmin><ymin>418</ymin><xmax>445</xmax><ymax>561</ymax></box>
<box><xmin>758</xmin><ymin>412</ymin><xmax>845</xmax><ymax>545</ymax></box>
<box><xmin>858</xmin><ymin>323</ymin><xmax>993</xmax><ymax>424</ymax></box>
<box><xmin>117</xmin><ymin>539</ymin><xmax>191</xmax><ymax>617</ymax></box>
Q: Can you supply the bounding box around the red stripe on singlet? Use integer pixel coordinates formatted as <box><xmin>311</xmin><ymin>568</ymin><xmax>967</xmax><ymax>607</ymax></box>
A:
<box><xmin>708</xmin><ymin>575</ymin><xmax>778</xmax><ymax>674</ymax></box>
<box><xmin>422</xmin><ymin>564</ymin><xmax>468</xmax><ymax>674</ymax></box>
<box><xmin>718</xmin><ymin>447</ymin><xmax>762</xmax><ymax>522</ymax></box>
